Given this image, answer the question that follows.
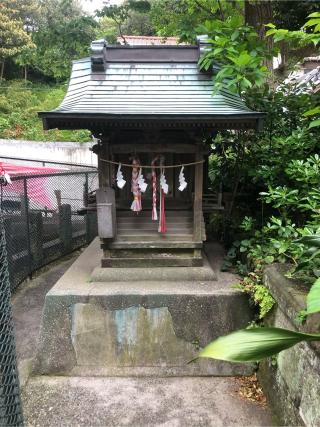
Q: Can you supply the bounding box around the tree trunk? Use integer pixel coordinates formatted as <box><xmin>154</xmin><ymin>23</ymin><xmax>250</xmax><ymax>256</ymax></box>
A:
<box><xmin>245</xmin><ymin>0</ymin><xmax>274</xmax><ymax>72</ymax></box>
<box><xmin>0</xmin><ymin>61</ymin><xmax>5</xmax><ymax>81</ymax></box>
<box><xmin>24</xmin><ymin>65</ymin><xmax>28</xmax><ymax>81</ymax></box>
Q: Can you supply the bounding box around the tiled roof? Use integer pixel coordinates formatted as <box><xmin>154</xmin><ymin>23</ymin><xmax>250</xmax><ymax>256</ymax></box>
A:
<box><xmin>39</xmin><ymin>40</ymin><xmax>264</xmax><ymax>131</ymax></box>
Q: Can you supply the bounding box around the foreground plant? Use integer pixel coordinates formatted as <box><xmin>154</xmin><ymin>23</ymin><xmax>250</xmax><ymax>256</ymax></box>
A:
<box><xmin>195</xmin><ymin>327</ymin><xmax>320</xmax><ymax>363</ymax></box>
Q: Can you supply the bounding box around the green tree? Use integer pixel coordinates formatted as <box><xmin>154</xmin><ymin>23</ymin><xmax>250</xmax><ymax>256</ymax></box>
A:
<box><xmin>198</xmin><ymin>17</ymin><xmax>272</xmax><ymax>94</ymax></box>
<box><xmin>20</xmin><ymin>0</ymin><xmax>97</xmax><ymax>80</ymax></box>
<box><xmin>0</xmin><ymin>0</ymin><xmax>35</xmax><ymax>79</ymax></box>
<box><xmin>267</xmin><ymin>12</ymin><xmax>320</xmax><ymax>128</ymax></box>
<box><xmin>97</xmin><ymin>0</ymin><xmax>153</xmax><ymax>44</ymax></box>
<box><xmin>150</xmin><ymin>0</ymin><xmax>238</xmax><ymax>42</ymax></box>
<box><xmin>32</xmin><ymin>15</ymin><xmax>97</xmax><ymax>80</ymax></box>
<box><xmin>95</xmin><ymin>16</ymin><xmax>119</xmax><ymax>44</ymax></box>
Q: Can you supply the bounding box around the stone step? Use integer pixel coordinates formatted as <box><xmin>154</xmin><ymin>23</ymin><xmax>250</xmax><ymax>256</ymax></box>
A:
<box><xmin>101</xmin><ymin>256</ymin><xmax>203</xmax><ymax>268</ymax></box>
<box><xmin>105</xmin><ymin>240</ymin><xmax>202</xmax><ymax>249</ymax></box>
<box><xmin>118</xmin><ymin>210</ymin><xmax>193</xmax><ymax>218</ymax></box>
<box><xmin>92</xmin><ymin>259</ymin><xmax>215</xmax><ymax>281</ymax></box>
<box><xmin>115</xmin><ymin>234</ymin><xmax>194</xmax><ymax>241</ymax></box>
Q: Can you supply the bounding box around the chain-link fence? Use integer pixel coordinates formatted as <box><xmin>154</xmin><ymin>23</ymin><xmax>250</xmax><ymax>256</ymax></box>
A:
<box><xmin>0</xmin><ymin>216</ymin><xmax>24</xmax><ymax>426</ymax></box>
<box><xmin>0</xmin><ymin>170</ymin><xmax>98</xmax><ymax>292</ymax></box>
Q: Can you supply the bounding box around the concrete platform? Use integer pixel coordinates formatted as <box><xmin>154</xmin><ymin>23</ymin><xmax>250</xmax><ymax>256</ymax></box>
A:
<box><xmin>22</xmin><ymin>376</ymin><xmax>272</xmax><ymax>426</ymax></box>
<box><xmin>33</xmin><ymin>239</ymin><xmax>254</xmax><ymax>377</ymax></box>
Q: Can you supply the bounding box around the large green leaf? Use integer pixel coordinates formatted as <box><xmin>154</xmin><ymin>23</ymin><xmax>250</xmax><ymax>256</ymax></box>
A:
<box><xmin>307</xmin><ymin>278</ymin><xmax>320</xmax><ymax>315</ymax></box>
<box><xmin>196</xmin><ymin>327</ymin><xmax>320</xmax><ymax>363</ymax></box>
<box><xmin>295</xmin><ymin>235</ymin><xmax>320</xmax><ymax>248</ymax></box>
<box><xmin>309</xmin><ymin>119</ymin><xmax>320</xmax><ymax>129</ymax></box>
<box><xmin>303</xmin><ymin>106</ymin><xmax>320</xmax><ymax>117</ymax></box>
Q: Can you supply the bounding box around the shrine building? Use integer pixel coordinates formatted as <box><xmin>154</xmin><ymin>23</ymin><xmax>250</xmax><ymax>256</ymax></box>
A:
<box><xmin>39</xmin><ymin>38</ymin><xmax>263</xmax><ymax>268</ymax></box>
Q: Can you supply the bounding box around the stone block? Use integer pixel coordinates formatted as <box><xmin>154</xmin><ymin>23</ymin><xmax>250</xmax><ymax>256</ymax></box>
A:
<box><xmin>258</xmin><ymin>264</ymin><xmax>320</xmax><ymax>426</ymax></box>
<box><xmin>33</xmin><ymin>239</ymin><xmax>254</xmax><ymax>377</ymax></box>
<box><xmin>71</xmin><ymin>304</ymin><xmax>197</xmax><ymax>367</ymax></box>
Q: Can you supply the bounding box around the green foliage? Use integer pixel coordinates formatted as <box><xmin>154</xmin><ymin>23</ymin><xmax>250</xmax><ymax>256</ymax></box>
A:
<box><xmin>30</xmin><ymin>14</ymin><xmax>97</xmax><ymax>80</ymax></box>
<box><xmin>266</xmin><ymin>12</ymin><xmax>320</xmax><ymax>47</ymax></box>
<box><xmin>198</xmin><ymin>17</ymin><xmax>272</xmax><ymax>94</ymax></box>
<box><xmin>0</xmin><ymin>81</ymin><xmax>91</xmax><ymax>142</ymax></box>
<box><xmin>97</xmin><ymin>0</ymin><xmax>154</xmax><ymax>42</ymax></box>
<box><xmin>272</xmin><ymin>1</ymin><xmax>320</xmax><ymax>31</ymax></box>
<box><xmin>266</xmin><ymin>12</ymin><xmax>320</xmax><ymax>128</ymax></box>
<box><xmin>195</xmin><ymin>327</ymin><xmax>320</xmax><ymax>363</ymax></box>
<box><xmin>306</xmin><ymin>278</ymin><xmax>320</xmax><ymax>315</ymax></box>
<box><xmin>234</xmin><ymin>272</ymin><xmax>275</xmax><ymax>319</ymax></box>
<box><xmin>0</xmin><ymin>0</ymin><xmax>35</xmax><ymax>62</ymax></box>
<box><xmin>150</xmin><ymin>0</ymin><xmax>242</xmax><ymax>42</ymax></box>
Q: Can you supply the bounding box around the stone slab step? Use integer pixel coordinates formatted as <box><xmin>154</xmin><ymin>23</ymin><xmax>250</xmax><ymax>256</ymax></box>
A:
<box><xmin>115</xmin><ymin>234</ymin><xmax>194</xmax><ymax>241</ymax></box>
<box><xmin>105</xmin><ymin>240</ymin><xmax>202</xmax><ymax>249</ymax></box>
<box><xmin>117</xmin><ymin>229</ymin><xmax>193</xmax><ymax>235</ymax></box>
<box><xmin>101</xmin><ymin>256</ymin><xmax>203</xmax><ymax>268</ymax></box>
<box><xmin>118</xmin><ymin>210</ymin><xmax>193</xmax><ymax>218</ymax></box>
<box><xmin>92</xmin><ymin>259</ymin><xmax>215</xmax><ymax>281</ymax></box>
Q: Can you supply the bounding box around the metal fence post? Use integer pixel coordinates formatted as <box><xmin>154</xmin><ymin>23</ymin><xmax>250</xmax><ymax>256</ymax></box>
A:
<box><xmin>59</xmin><ymin>204</ymin><xmax>72</xmax><ymax>254</ymax></box>
<box><xmin>84</xmin><ymin>173</ymin><xmax>89</xmax><ymax>207</ymax></box>
<box><xmin>23</xmin><ymin>178</ymin><xmax>32</xmax><ymax>278</ymax></box>
<box><xmin>29</xmin><ymin>212</ymin><xmax>43</xmax><ymax>270</ymax></box>
<box><xmin>0</xmin><ymin>215</ymin><xmax>24</xmax><ymax>426</ymax></box>
<box><xmin>3</xmin><ymin>218</ymin><xmax>14</xmax><ymax>292</ymax></box>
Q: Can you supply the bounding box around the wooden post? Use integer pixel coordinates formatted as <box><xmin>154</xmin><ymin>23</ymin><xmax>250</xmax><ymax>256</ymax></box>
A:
<box><xmin>193</xmin><ymin>147</ymin><xmax>203</xmax><ymax>242</ymax></box>
<box><xmin>98</xmin><ymin>139</ymin><xmax>110</xmax><ymax>188</ymax></box>
<box><xmin>59</xmin><ymin>204</ymin><xmax>72</xmax><ymax>253</ymax></box>
<box><xmin>96</xmin><ymin>188</ymin><xmax>116</xmax><ymax>239</ymax></box>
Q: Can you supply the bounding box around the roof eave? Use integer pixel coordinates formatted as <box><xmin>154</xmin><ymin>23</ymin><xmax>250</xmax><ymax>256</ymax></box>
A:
<box><xmin>39</xmin><ymin>111</ymin><xmax>265</xmax><ymax>132</ymax></box>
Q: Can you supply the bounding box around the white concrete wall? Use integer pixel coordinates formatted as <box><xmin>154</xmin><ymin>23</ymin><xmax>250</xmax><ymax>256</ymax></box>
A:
<box><xmin>0</xmin><ymin>139</ymin><xmax>97</xmax><ymax>167</ymax></box>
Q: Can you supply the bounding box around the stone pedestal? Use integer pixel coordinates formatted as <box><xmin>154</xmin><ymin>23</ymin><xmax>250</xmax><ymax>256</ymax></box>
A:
<box><xmin>33</xmin><ymin>238</ymin><xmax>254</xmax><ymax>376</ymax></box>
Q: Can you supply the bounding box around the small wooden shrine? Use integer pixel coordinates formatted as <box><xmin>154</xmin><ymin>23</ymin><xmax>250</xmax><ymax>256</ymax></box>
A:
<box><xmin>39</xmin><ymin>38</ymin><xmax>263</xmax><ymax>268</ymax></box>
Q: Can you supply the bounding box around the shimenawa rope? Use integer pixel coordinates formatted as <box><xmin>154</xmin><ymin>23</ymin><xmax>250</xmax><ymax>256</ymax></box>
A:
<box><xmin>100</xmin><ymin>158</ymin><xmax>204</xmax><ymax>169</ymax></box>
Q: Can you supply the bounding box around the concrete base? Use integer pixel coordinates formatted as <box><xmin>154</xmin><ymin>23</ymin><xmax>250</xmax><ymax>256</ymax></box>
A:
<box><xmin>33</xmin><ymin>238</ymin><xmax>254</xmax><ymax>376</ymax></box>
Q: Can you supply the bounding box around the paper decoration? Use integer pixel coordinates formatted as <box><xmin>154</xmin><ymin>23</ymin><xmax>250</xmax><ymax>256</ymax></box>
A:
<box><xmin>116</xmin><ymin>163</ymin><xmax>126</xmax><ymax>189</ymax></box>
<box><xmin>160</xmin><ymin>171</ymin><xmax>169</xmax><ymax>194</ymax></box>
<box><xmin>0</xmin><ymin>169</ymin><xmax>11</xmax><ymax>185</ymax></box>
<box><xmin>137</xmin><ymin>168</ymin><xmax>148</xmax><ymax>193</ymax></box>
<box><xmin>178</xmin><ymin>166</ymin><xmax>187</xmax><ymax>191</ymax></box>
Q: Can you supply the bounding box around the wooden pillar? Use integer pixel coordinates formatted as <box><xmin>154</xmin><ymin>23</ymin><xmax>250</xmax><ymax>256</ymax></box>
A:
<box><xmin>193</xmin><ymin>146</ymin><xmax>203</xmax><ymax>242</ymax></box>
<box><xmin>98</xmin><ymin>139</ymin><xmax>110</xmax><ymax>188</ymax></box>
